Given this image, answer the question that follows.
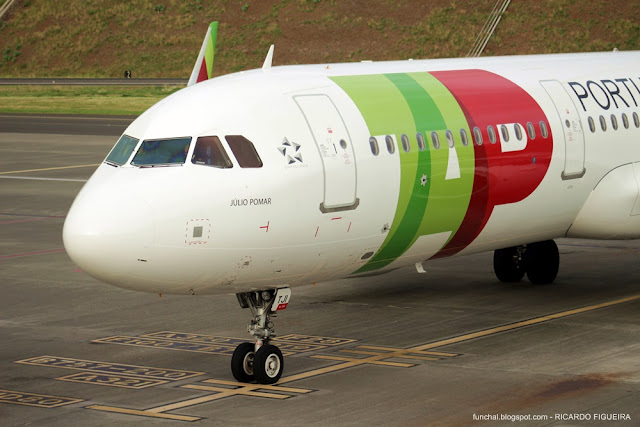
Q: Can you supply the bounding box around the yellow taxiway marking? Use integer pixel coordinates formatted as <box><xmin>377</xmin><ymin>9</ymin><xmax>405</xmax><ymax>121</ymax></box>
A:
<box><xmin>201</xmin><ymin>379</ymin><xmax>313</xmax><ymax>394</ymax></box>
<box><xmin>357</xmin><ymin>346</ymin><xmax>458</xmax><ymax>357</ymax></box>
<box><xmin>0</xmin><ymin>164</ymin><xmax>99</xmax><ymax>175</ymax></box>
<box><xmin>86</xmin><ymin>405</ymin><xmax>201</xmax><ymax>422</ymax></box>
<box><xmin>181</xmin><ymin>384</ymin><xmax>290</xmax><ymax>400</ymax></box>
<box><xmin>313</xmin><ymin>354</ymin><xmax>415</xmax><ymax>368</ymax></box>
<box><xmin>85</xmin><ymin>294</ymin><xmax>640</xmax><ymax>421</ymax></box>
<box><xmin>278</xmin><ymin>294</ymin><xmax>640</xmax><ymax>385</ymax></box>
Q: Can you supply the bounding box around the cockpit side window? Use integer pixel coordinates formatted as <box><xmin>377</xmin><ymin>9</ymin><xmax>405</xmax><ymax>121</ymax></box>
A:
<box><xmin>225</xmin><ymin>135</ymin><xmax>263</xmax><ymax>168</ymax></box>
<box><xmin>191</xmin><ymin>136</ymin><xmax>233</xmax><ymax>168</ymax></box>
<box><xmin>105</xmin><ymin>134</ymin><xmax>139</xmax><ymax>166</ymax></box>
<box><xmin>131</xmin><ymin>137</ymin><xmax>192</xmax><ymax>166</ymax></box>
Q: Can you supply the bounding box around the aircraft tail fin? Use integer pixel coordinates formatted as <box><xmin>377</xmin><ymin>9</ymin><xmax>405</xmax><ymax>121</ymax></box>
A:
<box><xmin>188</xmin><ymin>21</ymin><xmax>218</xmax><ymax>87</ymax></box>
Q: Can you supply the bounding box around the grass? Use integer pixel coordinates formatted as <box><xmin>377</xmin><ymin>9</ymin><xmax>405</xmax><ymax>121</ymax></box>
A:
<box><xmin>0</xmin><ymin>85</ymin><xmax>181</xmax><ymax>115</ymax></box>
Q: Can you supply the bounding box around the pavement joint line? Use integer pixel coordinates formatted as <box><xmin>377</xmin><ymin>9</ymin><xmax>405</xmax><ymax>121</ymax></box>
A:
<box><xmin>0</xmin><ymin>164</ymin><xmax>99</xmax><ymax>175</ymax></box>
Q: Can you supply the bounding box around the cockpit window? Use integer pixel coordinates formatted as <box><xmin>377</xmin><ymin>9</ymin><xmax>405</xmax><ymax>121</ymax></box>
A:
<box><xmin>105</xmin><ymin>134</ymin><xmax>139</xmax><ymax>166</ymax></box>
<box><xmin>191</xmin><ymin>136</ymin><xmax>233</xmax><ymax>168</ymax></box>
<box><xmin>225</xmin><ymin>135</ymin><xmax>263</xmax><ymax>168</ymax></box>
<box><xmin>131</xmin><ymin>137</ymin><xmax>191</xmax><ymax>166</ymax></box>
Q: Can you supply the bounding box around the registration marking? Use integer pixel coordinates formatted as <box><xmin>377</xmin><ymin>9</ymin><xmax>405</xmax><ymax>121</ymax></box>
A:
<box><xmin>0</xmin><ymin>389</ymin><xmax>83</xmax><ymax>408</ymax></box>
<box><xmin>15</xmin><ymin>356</ymin><xmax>203</xmax><ymax>380</ymax></box>
<box><xmin>56</xmin><ymin>372</ymin><xmax>168</xmax><ymax>389</ymax></box>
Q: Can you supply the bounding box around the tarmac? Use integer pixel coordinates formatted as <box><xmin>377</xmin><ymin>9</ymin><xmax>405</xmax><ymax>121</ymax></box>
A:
<box><xmin>0</xmin><ymin>113</ymin><xmax>638</xmax><ymax>426</ymax></box>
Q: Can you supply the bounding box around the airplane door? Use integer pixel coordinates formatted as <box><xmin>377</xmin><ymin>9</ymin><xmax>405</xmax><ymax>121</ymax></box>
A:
<box><xmin>294</xmin><ymin>95</ymin><xmax>358</xmax><ymax>211</ymax></box>
<box><xmin>540</xmin><ymin>80</ymin><xmax>586</xmax><ymax>180</ymax></box>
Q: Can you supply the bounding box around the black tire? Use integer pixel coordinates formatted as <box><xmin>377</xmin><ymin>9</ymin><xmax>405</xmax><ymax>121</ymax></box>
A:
<box><xmin>493</xmin><ymin>247</ymin><xmax>525</xmax><ymax>283</ymax></box>
<box><xmin>254</xmin><ymin>344</ymin><xmax>284</xmax><ymax>385</ymax></box>
<box><xmin>525</xmin><ymin>240</ymin><xmax>559</xmax><ymax>285</ymax></box>
<box><xmin>231</xmin><ymin>342</ymin><xmax>255</xmax><ymax>383</ymax></box>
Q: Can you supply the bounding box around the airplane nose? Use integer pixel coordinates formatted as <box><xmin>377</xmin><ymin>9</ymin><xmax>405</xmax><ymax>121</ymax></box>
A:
<box><xmin>63</xmin><ymin>174</ymin><xmax>154</xmax><ymax>287</ymax></box>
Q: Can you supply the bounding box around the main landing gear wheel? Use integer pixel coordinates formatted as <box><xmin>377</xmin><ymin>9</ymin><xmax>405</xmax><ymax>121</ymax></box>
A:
<box><xmin>493</xmin><ymin>246</ymin><xmax>526</xmax><ymax>282</ymax></box>
<box><xmin>493</xmin><ymin>240</ymin><xmax>559</xmax><ymax>285</ymax></box>
<box><xmin>525</xmin><ymin>240</ymin><xmax>559</xmax><ymax>285</ymax></box>
<box><xmin>232</xmin><ymin>288</ymin><xmax>291</xmax><ymax>385</ymax></box>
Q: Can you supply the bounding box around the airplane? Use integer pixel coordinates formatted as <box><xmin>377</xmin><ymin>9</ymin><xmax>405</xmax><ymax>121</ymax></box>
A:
<box><xmin>63</xmin><ymin>21</ymin><xmax>640</xmax><ymax>384</ymax></box>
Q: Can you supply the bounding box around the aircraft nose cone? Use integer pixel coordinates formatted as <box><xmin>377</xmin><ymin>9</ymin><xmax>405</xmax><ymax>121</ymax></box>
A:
<box><xmin>63</xmin><ymin>177</ymin><xmax>154</xmax><ymax>286</ymax></box>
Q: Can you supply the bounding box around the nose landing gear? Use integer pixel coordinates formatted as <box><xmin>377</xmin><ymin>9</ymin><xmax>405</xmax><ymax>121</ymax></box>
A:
<box><xmin>231</xmin><ymin>288</ymin><xmax>291</xmax><ymax>384</ymax></box>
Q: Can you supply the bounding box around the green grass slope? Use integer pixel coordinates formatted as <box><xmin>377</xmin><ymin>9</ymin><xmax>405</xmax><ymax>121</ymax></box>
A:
<box><xmin>0</xmin><ymin>0</ymin><xmax>639</xmax><ymax>78</ymax></box>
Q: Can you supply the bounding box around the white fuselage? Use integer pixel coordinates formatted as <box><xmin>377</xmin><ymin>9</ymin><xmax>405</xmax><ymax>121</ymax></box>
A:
<box><xmin>63</xmin><ymin>51</ymin><xmax>640</xmax><ymax>295</ymax></box>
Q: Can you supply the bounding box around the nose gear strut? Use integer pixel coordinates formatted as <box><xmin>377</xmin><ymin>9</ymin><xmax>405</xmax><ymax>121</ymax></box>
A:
<box><xmin>231</xmin><ymin>288</ymin><xmax>290</xmax><ymax>384</ymax></box>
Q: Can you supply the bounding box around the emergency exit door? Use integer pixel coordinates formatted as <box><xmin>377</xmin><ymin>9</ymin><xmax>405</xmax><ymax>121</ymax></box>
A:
<box><xmin>294</xmin><ymin>95</ymin><xmax>358</xmax><ymax>211</ymax></box>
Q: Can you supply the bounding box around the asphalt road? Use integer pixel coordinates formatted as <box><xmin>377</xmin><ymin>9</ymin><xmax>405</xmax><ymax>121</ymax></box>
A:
<box><xmin>0</xmin><ymin>118</ymin><xmax>638</xmax><ymax>426</ymax></box>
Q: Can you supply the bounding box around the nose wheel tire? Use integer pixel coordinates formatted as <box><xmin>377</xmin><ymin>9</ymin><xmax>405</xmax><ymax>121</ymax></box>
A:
<box><xmin>254</xmin><ymin>344</ymin><xmax>284</xmax><ymax>384</ymax></box>
<box><xmin>231</xmin><ymin>342</ymin><xmax>255</xmax><ymax>383</ymax></box>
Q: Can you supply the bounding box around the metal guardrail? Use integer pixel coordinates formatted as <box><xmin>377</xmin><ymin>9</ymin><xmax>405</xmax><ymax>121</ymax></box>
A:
<box><xmin>0</xmin><ymin>0</ymin><xmax>17</xmax><ymax>20</ymax></box>
<box><xmin>467</xmin><ymin>0</ymin><xmax>512</xmax><ymax>57</ymax></box>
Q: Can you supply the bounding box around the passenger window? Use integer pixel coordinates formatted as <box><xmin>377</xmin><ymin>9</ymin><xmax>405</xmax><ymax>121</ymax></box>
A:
<box><xmin>488</xmin><ymin>125</ymin><xmax>497</xmax><ymax>144</ymax></box>
<box><xmin>401</xmin><ymin>134</ymin><xmax>411</xmax><ymax>152</ymax></box>
<box><xmin>634</xmin><ymin>112</ymin><xmax>640</xmax><ymax>128</ymax></box>
<box><xmin>132</xmin><ymin>137</ymin><xmax>192</xmax><ymax>166</ymax></box>
<box><xmin>225</xmin><ymin>135</ymin><xmax>263</xmax><ymax>168</ymax></box>
<box><xmin>622</xmin><ymin>113</ymin><xmax>629</xmax><ymax>129</ymax></box>
<box><xmin>588</xmin><ymin>116</ymin><xmax>596</xmax><ymax>133</ymax></box>
<box><xmin>446</xmin><ymin>130</ymin><xmax>455</xmax><ymax>148</ymax></box>
<box><xmin>416</xmin><ymin>132</ymin><xmax>426</xmax><ymax>151</ymax></box>
<box><xmin>599</xmin><ymin>115</ymin><xmax>607</xmax><ymax>131</ymax></box>
<box><xmin>526</xmin><ymin>122</ymin><xmax>536</xmax><ymax>140</ymax></box>
<box><xmin>105</xmin><ymin>134</ymin><xmax>139</xmax><ymax>166</ymax></box>
<box><xmin>431</xmin><ymin>131</ymin><xmax>440</xmax><ymax>149</ymax></box>
<box><xmin>611</xmin><ymin>114</ymin><xmax>619</xmax><ymax>130</ymax></box>
<box><xmin>460</xmin><ymin>128</ymin><xmax>469</xmax><ymax>146</ymax></box>
<box><xmin>369</xmin><ymin>137</ymin><xmax>380</xmax><ymax>156</ymax></box>
<box><xmin>514</xmin><ymin>124</ymin><xmax>523</xmax><ymax>141</ymax></box>
<box><xmin>191</xmin><ymin>136</ymin><xmax>233</xmax><ymax>168</ymax></box>
<box><xmin>500</xmin><ymin>125</ymin><xmax>509</xmax><ymax>142</ymax></box>
<box><xmin>539</xmin><ymin>121</ymin><xmax>549</xmax><ymax>139</ymax></box>
<box><xmin>473</xmin><ymin>127</ymin><xmax>483</xmax><ymax>145</ymax></box>
<box><xmin>385</xmin><ymin>135</ymin><xmax>395</xmax><ymax>154</ymax></box>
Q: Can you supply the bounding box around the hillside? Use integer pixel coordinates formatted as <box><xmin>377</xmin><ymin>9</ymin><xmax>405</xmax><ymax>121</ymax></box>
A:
<box><xmin>0</xmin><ymin>0</ymin><xmax>639</xmax><ymax>78</ymax></box>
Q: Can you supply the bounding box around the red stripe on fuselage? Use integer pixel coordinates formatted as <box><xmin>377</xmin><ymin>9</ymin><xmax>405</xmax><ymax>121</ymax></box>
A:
<box><xmin>430</xmin><ymin>69</ymin><xmax>553</xmax><ymax>258</ymax></box>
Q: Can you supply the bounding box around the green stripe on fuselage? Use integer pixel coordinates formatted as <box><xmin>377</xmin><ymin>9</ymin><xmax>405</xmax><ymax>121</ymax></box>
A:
<box><xmin>330</xmin><ymin>74</ymin><xmax>417</xmax><ymax>271</ymax></box>
<box><xmin>331</xmin><ymin>72</ymin><xmax>474</xmax><ymax>273</ymax></box>
<box><xmin>407</xmin><ymin>73</ymin><xmax>474</xmax><ymax>243</ymax></box>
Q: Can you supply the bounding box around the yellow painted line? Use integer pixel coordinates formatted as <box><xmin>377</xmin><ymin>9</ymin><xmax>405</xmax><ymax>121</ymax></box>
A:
<box><xmin>311</xmin><ymin>355</ymin><xmax>415</xmax><ymax>368</ymax></box>
<box><xmin>201</xmin><ymin>379</ymin><xmax>313</xmax><ymax>394</ymax></box>
<box><xmin>357</xmin><ymin>345</ymin><xmax>458</xmax><ymax>357</ymax></box>
<box><xmin>410</xmin><ymin>294</ymin><xmax>640</xmax><ymax>353</ymax></box>
<box><xmin>279</xmin><ymin>294</ymin><xmax>640</xmax><ymax>385</ymax></box>
<box><xmin>182</xmin><ymin>384</ymin><xmax>289</xmax><ymax>399</ymax></box>
<box><xmin>0</xmin><ymin>164</ymin><xmax>99</xmax><ymax>175</ymax></box>
<box><xmin>145</xmin><ymin>392</ymin><xmax>238</xmax><ymax>413</ymax></box>
<box><xmin>86</xmin><ymin>405</ymin><xmax>201</xmax><ymax>422</ymax></box>
<box><xmin>85</xmin><ymin>294</ymin><xmax>640</xmax><ymax>420</ymax></box>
